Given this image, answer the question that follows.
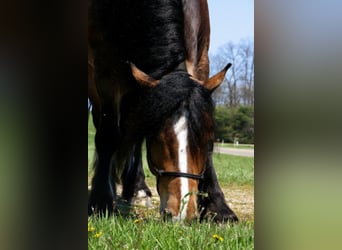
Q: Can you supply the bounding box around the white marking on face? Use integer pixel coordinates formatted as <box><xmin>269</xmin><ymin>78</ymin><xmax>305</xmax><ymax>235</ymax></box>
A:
<box><xmin>173</xmin><ymin>114</ymin><xmax>189</xmax><ymax>220</ymax></box>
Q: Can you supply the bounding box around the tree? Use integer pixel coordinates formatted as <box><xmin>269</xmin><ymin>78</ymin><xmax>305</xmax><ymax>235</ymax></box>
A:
<box><xmin>214</xmin><ymin>105</ymin><xmax>254</xmax><ymax>144</ymax></box>
<box><xmin>210</xmin><ymin>39</ymin><xmax>254</xmax><ymax>107</ymax></box>
<box><xmin>210</xmin><ymin>39</ymin><xmax>254</xmax><ymax>144</ymax></box>
<box><xmin>238</xmin><ymin>39</ymin><xmax>254</xmax><ymax>105</ymax></box>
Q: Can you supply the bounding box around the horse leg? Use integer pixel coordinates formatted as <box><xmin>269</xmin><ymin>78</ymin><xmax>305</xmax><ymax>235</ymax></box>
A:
<box><xmin>114</xmin><ymin>90</ymin><xmax>152</xmax><ymax>211</ymax></box>
<box><xmin>121</xmin><ymin>142</ymin><xmax>152</xmax><ymax>210</ymax></box>
<box><xmin>198</xmin><ymin>153</ymin><xmax>239</xmax><ymax>223</ymax></box>
<box><xmin>131</xmin><ymin>156</ymin><xmax>153</xmax><ymax>208</ymax></box>
<box><xmin>88</xmin><ymin>106</ymin><xmax>118</xmax><ymax>215</ymax></box>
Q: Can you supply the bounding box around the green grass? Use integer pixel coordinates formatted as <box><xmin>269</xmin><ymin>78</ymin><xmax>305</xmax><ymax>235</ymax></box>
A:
<box><xmin>88</xmin><ymin>215</ymin><xmax>254</xmax><ymax>250</ymax></box>
<box><xmin>88</xmin><ymin>114</ymin><xmax>254</xmax><ymax>249</ymax></box>
<box><xmin>214</xmin><ymin>143</ymin><xmax>254</xmax><ymax>149</ymax></box>
<box><xmin>212</xmin><ymin>153</ymin><xmax>254</xmax><ymax>186</ymax></box>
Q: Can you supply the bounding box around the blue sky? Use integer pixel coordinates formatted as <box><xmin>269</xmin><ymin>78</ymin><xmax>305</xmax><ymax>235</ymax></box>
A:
<box><xmin>207</xmin><ymin>0</ymin><xmax>254</xmax><ymax>54</ymax></box>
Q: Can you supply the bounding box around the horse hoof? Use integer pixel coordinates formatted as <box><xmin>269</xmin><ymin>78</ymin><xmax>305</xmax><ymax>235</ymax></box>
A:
<box><xmin>88</xmin><ymin>202</ymin><xmax>114</xmax><ymax>216</ymax></box>
<box><xmin>88</xmin><ymin>191</ymin><xmax>115</xmax><ymax>216</ymax></box>
<box><xmin>132</xmin><ymin>190</ymin><xmax>153</xmax><ymax>208</ymax></box>
<box><xmin>215</xmin><ymin>212</ymin><xmax>239</xmax><ymax>223</ymax></box>
<box><xmin>201</xmin><ymin>210</ymin><xmax>239</xmax><ymax>223</ymax></box>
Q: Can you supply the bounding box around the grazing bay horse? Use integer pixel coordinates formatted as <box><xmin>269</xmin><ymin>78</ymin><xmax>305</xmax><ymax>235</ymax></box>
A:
<box><xmin>88</xmin><ymin>0</ymin><xmax>238</xmax><ymax>222</ymax></box>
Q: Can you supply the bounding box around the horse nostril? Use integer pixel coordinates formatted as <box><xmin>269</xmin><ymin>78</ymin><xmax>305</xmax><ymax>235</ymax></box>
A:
<box><xmin>161</xmin><ymin>208</ymin><xmax>173</xmax><ymax>221</ymax></box>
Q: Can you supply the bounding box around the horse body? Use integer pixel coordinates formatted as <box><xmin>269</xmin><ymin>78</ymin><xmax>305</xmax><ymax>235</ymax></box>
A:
<box><xmin>88</xmin><ymin>0</ymin><xmax>238</xmax><ymax>222</ymax></box>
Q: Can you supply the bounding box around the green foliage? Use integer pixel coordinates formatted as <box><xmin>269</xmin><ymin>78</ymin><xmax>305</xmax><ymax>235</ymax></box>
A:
<box><xmin>214</xmin><ymin>105</ymin><xmax>254</xmax><ymax>144</ymax></box>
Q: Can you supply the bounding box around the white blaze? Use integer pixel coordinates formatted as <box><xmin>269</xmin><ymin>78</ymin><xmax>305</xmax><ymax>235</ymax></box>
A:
<box><xmin>173</xmin><ymin>114</ymin><xmax>189</xmax><ymax>220</ymax></box>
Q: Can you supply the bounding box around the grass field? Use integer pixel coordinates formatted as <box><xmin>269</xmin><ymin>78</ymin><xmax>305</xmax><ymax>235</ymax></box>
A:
<box><xmin>88</xmin><ymin>215</ymin><xmax>253</xmax><ymax>250</ymax></box>
<box><xmin>214</xmin><ymin>143</ymin><xmax>254</xmax><ymax>150</ymax></box>
<box><xmin>88</xmin><ymin>115</ymin><xmax>254</xmax><ymax>249</ymax></box>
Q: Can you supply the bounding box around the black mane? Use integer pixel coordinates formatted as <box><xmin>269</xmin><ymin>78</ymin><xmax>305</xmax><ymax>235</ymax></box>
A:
<box><xmin>142</xmin><ymin>72</ymin><xmax>215</xmax><ymax>153</ymax></box>
<box><xmin>91</xmin><ymin>0</ymin><xmax>186</xmax><ymax>79</ymax></box>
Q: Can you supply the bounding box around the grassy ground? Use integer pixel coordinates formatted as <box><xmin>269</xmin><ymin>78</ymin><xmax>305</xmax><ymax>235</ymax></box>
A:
<box><xmin>214</xmin><ymin>143</ymin><xmax>254</xmax><ymax>149</ymax></box>
<box><xmin>88</xmin><ymin>115</ymin><xmax>254</xmax><ymax>249</ymax></box>
<box><xmin>88</xmin><ymin>215</ymin><xmax>253</xmax><ymax>250</ymax></box>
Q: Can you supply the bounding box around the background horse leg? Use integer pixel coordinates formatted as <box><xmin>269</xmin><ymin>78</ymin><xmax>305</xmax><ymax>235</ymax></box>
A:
<box><xmin>198</xmin><ymin>153</ymin><xmax>239</xmax><ymax>223</ymax></box>
<box><xmin>131</xmin><ymin>155</ymin><xmax>153</xmax><ymax>208</ymax></box>
<box><xmin>88</xmin><ymin>105</ymin><xmax>118</xmax><ymax>215</ymax></box>
<box><xmin>117</xmin><ymin>90</ymin><xmax>152</xmax><ymax>211</ymax></box>
<box><xmin>120</xmin><ymin>141</ymin><xmax>153</xmax><ymax>213</ymax></box>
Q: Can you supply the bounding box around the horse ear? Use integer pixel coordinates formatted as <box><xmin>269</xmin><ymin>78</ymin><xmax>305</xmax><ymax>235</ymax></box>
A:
<box><xmin>130</xmin><ymin>63</ymin><xmax>159</xmax><ymax>87</ymax></box>
<box><xmin>203</xmin><ymin>63</ymin><xmax>232</xmax><ymax>91</ymax></box>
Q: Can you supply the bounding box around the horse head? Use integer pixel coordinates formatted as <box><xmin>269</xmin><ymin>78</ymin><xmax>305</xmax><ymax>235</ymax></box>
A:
<box><xmin>131</xmin><ymin>62</ymin><xmax>231</xmax><ymax>222</ymax></box>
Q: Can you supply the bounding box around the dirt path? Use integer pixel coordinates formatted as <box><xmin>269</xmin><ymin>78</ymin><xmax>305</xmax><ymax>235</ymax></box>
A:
<box><xmin>133</xmin><ymin>185</ymin><xmax>254</xmax><ymax>222</ymax></box>
<box><xmin>222</xmin><ymin>185</ymin><xmax>254</xmax><ymax>221</ymax></box>
<box><xmin>90</xmin><ymin>183</ymin><xmax>254</xmax><ymax>222</ymax></box>
<box><xmin>214</xmin><ymin>146</ymin><xmax>254</xmax><ymax>157</ymax></box>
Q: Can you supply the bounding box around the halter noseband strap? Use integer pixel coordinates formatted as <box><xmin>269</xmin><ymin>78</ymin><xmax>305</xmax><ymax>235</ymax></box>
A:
<box><xmin>154</xmin><ymin>169</ymin><xmax>204</xmax><ymax>180</ymax></box>
<box><xmin>153</xmin><ymin>168</ymin><xmax>204</xmax><ymax>196</ymax></box>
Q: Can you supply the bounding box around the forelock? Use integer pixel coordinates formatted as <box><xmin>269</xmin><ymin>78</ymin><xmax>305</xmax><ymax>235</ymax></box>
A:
<box><xmin>142</xmin><ymin>72</ymin><xmax>215</xmax><ymax>153</ymax></box>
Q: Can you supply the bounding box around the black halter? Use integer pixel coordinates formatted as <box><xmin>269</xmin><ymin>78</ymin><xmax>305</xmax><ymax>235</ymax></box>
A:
<box><xmin>154</xmin><ymin>168</ymin><xmax>204</xmax><ymax>180</ymax></box>
<box><xmin>153</xmin><ymin>167</ymin><xmax>204</xmax><ymax>196</ymax></box>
